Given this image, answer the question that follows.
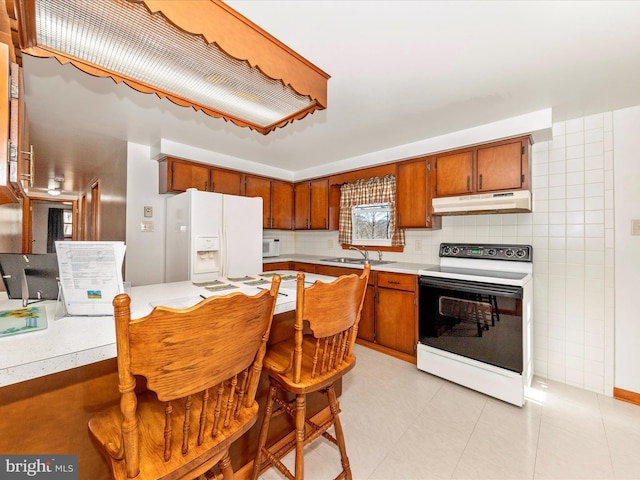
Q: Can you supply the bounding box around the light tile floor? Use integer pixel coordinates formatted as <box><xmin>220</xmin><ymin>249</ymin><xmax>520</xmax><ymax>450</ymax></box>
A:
<box><xmin>260</xmin><ymin>345</ymin><xmax>640</xmax><ymax>480</ymax></box>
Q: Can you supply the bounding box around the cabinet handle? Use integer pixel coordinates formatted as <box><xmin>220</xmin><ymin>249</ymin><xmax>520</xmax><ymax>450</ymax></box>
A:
<box><xmin>479</xmin><ymin>174</ymin><xmax>483</xmax><ymax>190</ymax></box>
<box><xmin>387</xmin><ymin>280</ymin><xmax>401</xmax><ymax>285</ymax></box>
<box><xmin>466</xmin><ymin>176</ymin><xmax>470</xmax><ymax>192</ymax></box>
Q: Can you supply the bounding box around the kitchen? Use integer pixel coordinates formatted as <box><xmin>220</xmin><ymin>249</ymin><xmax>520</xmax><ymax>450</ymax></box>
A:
<box><xmin>1</xmin><ymin>1</ymin><xmax>640</xmax><ymax>478</ymax></box>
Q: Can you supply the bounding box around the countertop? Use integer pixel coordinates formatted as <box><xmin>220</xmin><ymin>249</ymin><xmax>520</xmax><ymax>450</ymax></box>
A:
<box><xmin>0</xmin><ymin>271</ymin><xmax>333</xmax><ymax>387</ymax></box>
<box><xmin>263</xmin><ymin>253</ymin><xmax>436</xmax><ymax>275</ymax></box>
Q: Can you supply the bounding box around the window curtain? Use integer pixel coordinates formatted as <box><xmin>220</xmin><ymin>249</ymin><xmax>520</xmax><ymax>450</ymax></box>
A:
<box><xmin>47</xmin><ymin>208</ymin><xmax>65</xmax><ymax>253</ymax></box>
<box><xmin>339</xmin><ymin>174</ymin><xmax>405</xmax><ymax>246</ymax></box>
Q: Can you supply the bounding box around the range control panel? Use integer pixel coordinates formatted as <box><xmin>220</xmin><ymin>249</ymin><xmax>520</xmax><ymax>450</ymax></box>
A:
<box><xmin>439</xmin><ymin>243</ymin><xmax>533</xmax><ymax>262</ymax></box>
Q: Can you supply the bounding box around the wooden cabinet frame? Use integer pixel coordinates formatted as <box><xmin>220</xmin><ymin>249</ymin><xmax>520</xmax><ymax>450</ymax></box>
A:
<box><xmin>433</xmin><ymin>135</ymin><xmax>532</xmax><ymax>198</ymax></box>
<box><xmin>159</xmin><ymin>134</ymin><xmax>532</xmax><ymax>234</ymax></box>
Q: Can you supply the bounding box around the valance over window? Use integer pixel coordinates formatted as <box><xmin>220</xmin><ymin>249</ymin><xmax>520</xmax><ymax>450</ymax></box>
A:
<box><xmin>338</xmin><ymin>175</ymin><xmax>405</xmax><ymax>247</ymax></box>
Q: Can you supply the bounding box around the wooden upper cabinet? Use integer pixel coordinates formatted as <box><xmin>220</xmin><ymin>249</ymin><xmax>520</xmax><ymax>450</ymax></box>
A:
<box><xmin>294</xmin><ymin>181</ymin><xmax>310</xmax><ymax>229</ymax></box>
<box><xmin>159</xmin><ymin>157</ymin><xmax>243</xmax><ymax>195</ymax></box>
<box><xmin>244</xmin><ymin>176</ymin><xmax>293</xmax><ymax>229</ymax></box>
<box><xmin>295</xmin><ymin>178</ymin><xmax>329</xmax><ymax>230</ymax></box>
<box><xmin>396</xmin><ymin>157</ymin><xmax>440</xmax><ymax>229</ymax></box>
<box><xmin>0</xmin><ymin>43</ymin><xmax>29</xmax><ymax>205</ymax></box>
<box><xmin>434</xmin><ymin>150</ymin><xmax>474</xmax><ymax>197</ymax></box>
<box><xmin>270</xmin><ymin>179</ymin><xmax>293</xmax><ymax>230</ymax></box>
<box><xmin>309</xmin><ymin>178</ymin><xmax>329</xmax><ymax>229</ymax></box>
<box><xmin>210</xmin><ymin>167</ymin><xmax>242</xmax><ymax>195</ymax></box>
<box><xmin>159</xmin><ymin>157</ymin><xmax>209</xmax><ymax>193</ymax></box>
<box><xmin>244</xmin><ymin>175</ymin><xmax>271</xmax><ymax>227</ymax></box>
<box><xmin>433</xmin><ymin>136</ymin><xmax>531</xmax><ymax>198</ymax></box>
<box><xmin>477</xmin><ymin>139</ymin><xmax>527</xmax><ymax>192</ymax></box>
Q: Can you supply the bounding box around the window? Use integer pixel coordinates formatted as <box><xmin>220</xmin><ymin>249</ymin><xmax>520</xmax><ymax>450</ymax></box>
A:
<box><xmin>338</xmin><ymin>175</ymin><xmax>405</xmax><ymax>247</ymax></box>
<box><xmin>351</xmin><ymin>203</ymin><xmax>392</xmax><ymax>246</ymax></box>
<box><xmin>63</xmin><ymin>210</ymin><xmax>73</xmax><ymax>238</ymax></box>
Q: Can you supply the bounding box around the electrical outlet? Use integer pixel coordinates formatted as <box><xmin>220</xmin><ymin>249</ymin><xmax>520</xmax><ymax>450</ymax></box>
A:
<box><xmin>415</xmin><ymin>239</ymin><xmax>422</xmax><ymax>251</ymax></box>
<box><xmin>141</xmin><ymin>221</ymin><xmax>154</xmax><ymax>232</ymax></box>
<box><xmin>328</xmin><ymin>239</ymin><xmax>334</xmax><ymax>249</ymax></box>
<box><xmin>144</xmin><ymin>206</ymin><xmax>153</xmax><ymax>218</ymax></box>
<box><xmin>632</xmin><ymin>219</ymin><xmax>640</xmax><ymax>236</ymax></box>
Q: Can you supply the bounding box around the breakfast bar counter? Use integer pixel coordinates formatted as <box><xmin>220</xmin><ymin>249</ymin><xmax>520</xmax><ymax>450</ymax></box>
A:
<box><xmin>0</xmin><ymin>271</ymin><xmax>336</xmax><ymax>479</ymax></box>
<box><xmin>0</xmin><ymin>272</ymin><xmax>334</xmax><ymax>387</ymax></box>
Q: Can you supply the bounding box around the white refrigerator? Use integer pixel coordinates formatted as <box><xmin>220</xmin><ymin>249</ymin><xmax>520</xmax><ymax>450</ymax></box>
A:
<box><xmin>165</xmin><ymin>189</ymin><xmax>263</xmax><ymax>282</ymax></box>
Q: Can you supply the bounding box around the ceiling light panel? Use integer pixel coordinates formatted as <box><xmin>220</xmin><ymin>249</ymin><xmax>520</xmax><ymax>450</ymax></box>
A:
<box><xmin>34</xmin><ymin>0</ymin><xmax>316</xmax><ymax>128</ymax></box>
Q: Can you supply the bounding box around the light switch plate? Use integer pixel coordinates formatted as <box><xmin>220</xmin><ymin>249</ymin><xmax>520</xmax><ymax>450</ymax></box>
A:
<box><xmin>631</xmin><ymin>219</ymin><xmax>640</xmax><ymax>236</ymax></box>
<box><xmin>144</xmin><ymin>206</ymin><xmax>153</xmax><ymax>218</ymax></box>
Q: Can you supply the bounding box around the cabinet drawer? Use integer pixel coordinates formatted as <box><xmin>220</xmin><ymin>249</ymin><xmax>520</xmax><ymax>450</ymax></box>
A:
<box><xmin>315</xmin><ymin>264</ymin><xmax>358</xmax><ymax>277</ymax></box>
<box><xmin>262</xmin><ymin>261</ymin><xmax>292</xmax><ymax>272</ymax></box>
<box><xmin>376</xmin><ymin>272</ymin><xmax>416</xmax><ymax>292</ymax></box>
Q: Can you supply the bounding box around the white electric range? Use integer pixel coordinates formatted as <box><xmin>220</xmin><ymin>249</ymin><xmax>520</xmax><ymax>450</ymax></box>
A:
<box><xmin>417</xmin><ymin>243</ymin><xmax>533</xmax><ymax>406</ymax></box>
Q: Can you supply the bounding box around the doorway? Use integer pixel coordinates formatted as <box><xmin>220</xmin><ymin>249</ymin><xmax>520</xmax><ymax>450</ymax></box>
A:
<box><xmin>22</xmin><ymin>196</ymin><xmax>78</xmax><ymax>254</ymax></box>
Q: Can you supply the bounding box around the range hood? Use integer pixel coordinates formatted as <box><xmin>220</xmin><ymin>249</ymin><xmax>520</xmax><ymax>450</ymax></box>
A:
<box><xmin>432</xmin><ymin>190</ymin><xmax>532</xmax><ymax>215</ymax></box>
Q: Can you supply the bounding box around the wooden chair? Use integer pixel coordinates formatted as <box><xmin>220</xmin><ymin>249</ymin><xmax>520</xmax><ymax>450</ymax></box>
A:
<box><xmin>88</xmin><ymin>275</ymin><xmax>281</xmax><ymax>480</ymax></box>
<box><xmin>252</xmin><ymin>265</ymin><xmax>370</xmax><ymax>480</ymax></box>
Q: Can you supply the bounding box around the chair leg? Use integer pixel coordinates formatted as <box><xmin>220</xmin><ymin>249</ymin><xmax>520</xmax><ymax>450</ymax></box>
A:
<box><xmin>218</xmin><ymin>451</ymin><xmax>234</xmax><ymax>480</ymax></box>
<box><xmin>294</xmin><ymin>393</ymin><xmax>306</xmax><ymax>480</ymax></box>
<box><xmin>326</xmin><ymin>386</ymin><xmax>352</xmax><ymax>480</ymax></box>
<box><xmin>251</xmin><ymin>384</ymin><xmax>278</xmax><ymax>480</ymax></box>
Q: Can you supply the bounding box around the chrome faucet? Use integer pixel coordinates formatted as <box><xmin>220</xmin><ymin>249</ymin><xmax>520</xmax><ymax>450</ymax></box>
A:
<box><xmin>349</xmin><ymin>245</ymin><xmax>369</xmax><ymax>264</ymax></box>
<box><xmin>376</xmin><ymin>250</ymin><xmax>383</xmax><ymax>262</ymax></box>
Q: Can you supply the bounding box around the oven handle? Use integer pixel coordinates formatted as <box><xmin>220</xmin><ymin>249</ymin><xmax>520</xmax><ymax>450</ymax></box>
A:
<box><xmin>419</xmin><ymin>276</ymin><xmax>523</xmax><ymax>299</ymax></box>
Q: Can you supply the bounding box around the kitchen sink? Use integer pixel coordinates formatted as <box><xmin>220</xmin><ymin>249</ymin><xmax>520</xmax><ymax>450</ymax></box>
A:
<box><xmin>320</xmin><ymin>257</ymin><xmax>395</xmax><ymax>266</ymax></box>
<box><xmin>320</xmin><ymin>257</ymin><xmax>362</xmax><ymax>264</ymax></box>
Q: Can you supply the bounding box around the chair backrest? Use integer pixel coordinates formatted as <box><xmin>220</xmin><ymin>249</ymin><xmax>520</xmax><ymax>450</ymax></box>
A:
<box><xmin>114</xmin><ymin>276</ymin><xmax>280</xmax><ymax>476</ymax></box>
<box><xmin>292</xmin><ymin>265</ymin><xmax>370</xmax><ymax>383</ymax></box>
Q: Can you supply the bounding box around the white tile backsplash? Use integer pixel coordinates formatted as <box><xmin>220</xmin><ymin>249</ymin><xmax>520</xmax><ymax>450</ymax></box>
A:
<box><xmin>286</xmin><ymin>115</ymin><xmax>615</xmax><ymax>396</ymax></box>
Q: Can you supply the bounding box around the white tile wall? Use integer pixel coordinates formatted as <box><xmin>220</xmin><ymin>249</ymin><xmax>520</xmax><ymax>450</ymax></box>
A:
<box><xmin>288</xmin><ymin>113</ymin><xmax>615</xmax><ymax>395</ymax></box>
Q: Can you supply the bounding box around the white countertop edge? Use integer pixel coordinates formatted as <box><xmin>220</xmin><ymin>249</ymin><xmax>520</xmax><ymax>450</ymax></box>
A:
<box><xmin>263</xmin><ymin>254</ymin><xmax>435</xmax><ymax>275</ymax></box>
<box><xmin>0</xmin><ymin>272</ymin><xmax>331</xmax><ymax>387</ymax></box>
<box><xmin>1</xmin><ymin>344</ymin><xmax>118</xmax><ymax>387</ymax></box>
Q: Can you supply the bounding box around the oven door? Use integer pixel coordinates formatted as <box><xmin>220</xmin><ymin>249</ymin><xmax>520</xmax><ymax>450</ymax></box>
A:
<box><xmin>419</xmin><ymin>276</ymin><xmax>523</xmax><ymax>373</ymax></box>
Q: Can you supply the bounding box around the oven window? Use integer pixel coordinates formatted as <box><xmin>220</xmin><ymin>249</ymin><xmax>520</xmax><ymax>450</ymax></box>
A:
<box><xmin>419</xmin><ymin>278</ymin><xmax>523</xmax><ymax>373</ymax></box>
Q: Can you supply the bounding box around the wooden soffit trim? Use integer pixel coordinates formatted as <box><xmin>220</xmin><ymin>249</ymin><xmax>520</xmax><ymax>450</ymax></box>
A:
<box><xmin>8</xmin><ymin>0</ymin><xmax>330</xmax><ymax>134</ymax></box>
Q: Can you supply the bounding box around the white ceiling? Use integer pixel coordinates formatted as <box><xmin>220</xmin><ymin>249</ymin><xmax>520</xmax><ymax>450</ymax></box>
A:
<box><xmin>21</xmin><ymin>1</ymin><xmax>640</xmax><ymax>196</ymax></box>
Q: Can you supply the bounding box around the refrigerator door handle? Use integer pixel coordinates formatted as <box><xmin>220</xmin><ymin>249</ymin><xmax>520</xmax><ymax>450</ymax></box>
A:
<box><xmin>222</xmin><ymin>221</ymin><xmax>230</xmax><ymax>278</ymax></box>
<box><xmin>220</xmin><ymin>204</ymin><xmax>228</xmax><ymax>278</ymax></box>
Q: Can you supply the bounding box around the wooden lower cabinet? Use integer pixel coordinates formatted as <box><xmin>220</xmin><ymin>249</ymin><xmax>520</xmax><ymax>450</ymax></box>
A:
<box><xmin>292</xmin><ymin>262</ymin><xmax>316</xmax><ymax>273</ymax></box>
<box><xmin>262</xmin><ymin>261</ymin><xmax>292</xmax><ymax>271</ymax></box>
<box><xmin>312</xmin><ymin>264</ymin><xmax>417</xmax><ymax>362</ymax></box>
<box><xmin>358</xmin><ymin>283</ymin><xmax>376</xmax><ymax>343</ymax></box>
<box><xmin>262</xmin><ymin>261</ymin><xmax>317</xmax><ymax>274</ymax></box>
<box><xmin>366</xmin><ymin>271</ymin><xmax>417</xmax><ymax>362</ymax></box>
<box><xmin>375</xmin><ymin>287</ymin><xmax>416</xmax><ymax>356</ymax></box>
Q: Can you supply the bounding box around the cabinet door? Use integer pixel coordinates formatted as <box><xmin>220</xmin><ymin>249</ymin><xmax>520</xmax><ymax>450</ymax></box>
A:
<box><xmin>294</xmin><ymin>182</ymin><xmax>310</xmax><ymax>229</ymax></box>
<box><xmin>211</xmin><ymin>167</ymin><xmax>242</xmax><ymax>195</ymax></box>
<box><xmin>476</xmin><ymin>140</ymin><xmax>524</xmax><ymax>192</ymax></box>
<box><xmin>375</xmin><ymin>288</ymin><xmax>416</xmax><ymax>355</ymax></box>
<box><xmin>434</xmin><ymin>151</ymin><xmax>474</xmax><ymax>197</ymax></box>
<box><xmin>170</xmin><ymin>159</ymin><xmax>210</xmax><ymax>192</ymax></box>
<box><xmin>396</xmin><ymin>158</ymin><xmax>427</xmax><ymax>228</ymax></box>
<box><xmin>270</xmin><ymin>180</ymin><xmax>294</xmax><ymax>230</ymax></box>
<box><xmin>309</xmin><ymin>178</ymin><xmax>329</xmax><ymax>229</ymax></box>
<box><xmin>244</xmin><ymin>175</ymin><xmax>271</xmax><ymax>227</ymax></box>
<box><xmin>358</xmin><ymin>284</ymin><xmax>376</xmax><ymax>342</ymax></box>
